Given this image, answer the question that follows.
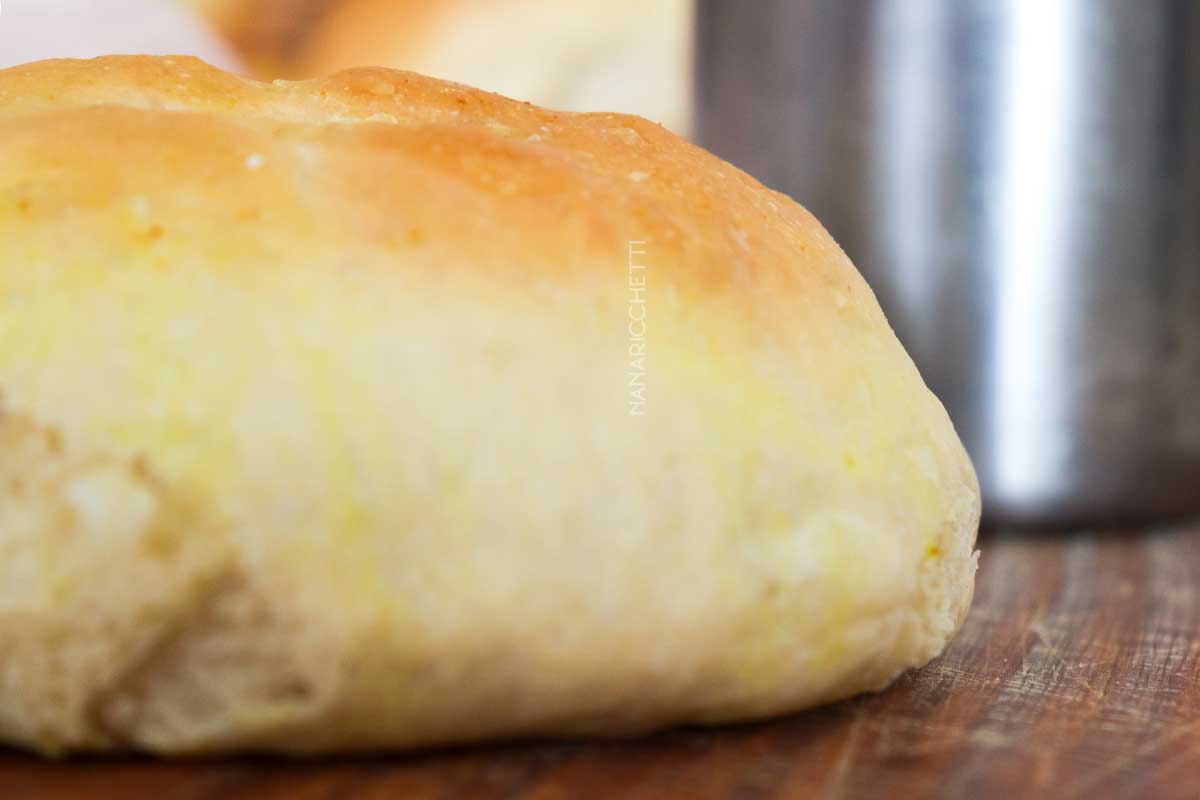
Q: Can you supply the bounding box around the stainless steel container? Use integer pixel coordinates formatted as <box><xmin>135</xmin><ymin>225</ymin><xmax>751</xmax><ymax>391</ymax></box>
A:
<box><xmin>697</xmin><ymin>0</ymin><xmax>1200</xmax><ymax>527</ymax></box>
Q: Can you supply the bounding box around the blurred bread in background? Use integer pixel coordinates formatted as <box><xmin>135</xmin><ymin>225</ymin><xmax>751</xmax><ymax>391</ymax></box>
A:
<box><xmin>182</xmin><ymin>0</ymin><xmax>693</xmax><ymax>134</ymax></box>
<box><xmin>300</xmin><ymin>0</ymin><xmax>693</xmax><ymax>134</ymax></box>
<box><xmin>178</xmin><ymin>0</ymin><xmax>325</xmax><ymax>76</ymax></box>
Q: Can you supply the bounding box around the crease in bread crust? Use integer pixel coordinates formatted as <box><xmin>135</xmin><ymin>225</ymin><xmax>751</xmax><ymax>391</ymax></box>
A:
<box><xmin>0</xmin><ymin>402</ymin><xmax>231</xmax><ymax>752</ymax></box>
<box><xmin>0</xmin><ymin>56</ymin><xmax>980</xmax><ymax>755</ymax></box>
<box><xmin>0</xmin><ymin>401</ymin><xmax>351</xmax><ymax>754</ymax></box>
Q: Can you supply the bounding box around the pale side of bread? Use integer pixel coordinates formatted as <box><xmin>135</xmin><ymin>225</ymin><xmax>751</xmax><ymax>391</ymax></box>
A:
<box><xmin>0</xmin><ymin>56</ymin><xmax>979</xmax><ymax>755</ymax></box>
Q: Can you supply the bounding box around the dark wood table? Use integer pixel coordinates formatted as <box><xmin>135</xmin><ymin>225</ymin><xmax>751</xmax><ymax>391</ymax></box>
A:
<box><xmin>3</xmin><ymin>526</ymin><xmax>1198</xmax><ymax>799</ymax></box>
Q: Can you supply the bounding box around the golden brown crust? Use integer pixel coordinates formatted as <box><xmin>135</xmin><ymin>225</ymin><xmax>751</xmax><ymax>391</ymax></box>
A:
<box><xmin>0</xmin><ymin>55</ymin><xmax>853</xmax><ymax>314</ymax></box>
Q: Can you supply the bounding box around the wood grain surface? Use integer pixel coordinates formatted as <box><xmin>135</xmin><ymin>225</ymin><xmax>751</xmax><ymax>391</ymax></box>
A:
<box><xmin>3</xmin><ymin>526</ymin><xmax>1198</xmax><ymax>799</ymax></box>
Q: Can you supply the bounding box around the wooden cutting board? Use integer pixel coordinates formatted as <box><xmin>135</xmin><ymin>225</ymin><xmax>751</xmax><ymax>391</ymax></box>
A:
<box><xmin>3</xmin><ymin>525</ymin><xmax>1198</xmax><ymax>799</ymax></box>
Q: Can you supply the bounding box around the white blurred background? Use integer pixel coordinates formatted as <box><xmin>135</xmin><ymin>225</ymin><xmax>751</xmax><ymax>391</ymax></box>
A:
<box><xmin>0</xmin><ymin>0</ymin><xmax>240</xmax><ymax>71</ymax></box>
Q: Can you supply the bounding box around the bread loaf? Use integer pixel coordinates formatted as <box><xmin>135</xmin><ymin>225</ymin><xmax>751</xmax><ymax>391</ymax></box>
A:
<box><xmin>0</xmin><ymin>56</ymin><xmax>979</xmax><ymax>755</ymax></box>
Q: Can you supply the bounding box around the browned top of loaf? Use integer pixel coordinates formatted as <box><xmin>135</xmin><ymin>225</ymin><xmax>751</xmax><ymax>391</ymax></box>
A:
<box><xmin>0</xmin><ymin>55</ymin><xmax>871</xmax><ymax>325</ymax></box>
